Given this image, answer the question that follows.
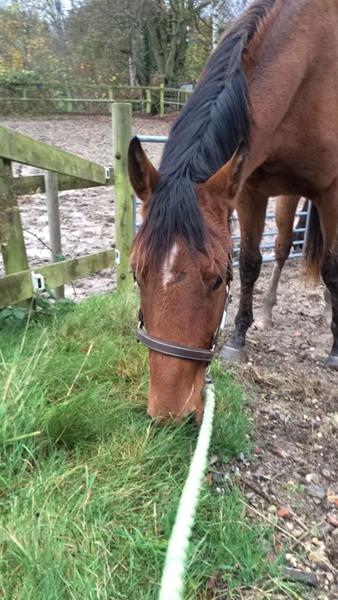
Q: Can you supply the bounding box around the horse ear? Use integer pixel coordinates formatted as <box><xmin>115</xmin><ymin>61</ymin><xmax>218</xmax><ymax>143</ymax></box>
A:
<box><xmin>128</xmin><ymin>137</ymin><xmax>160</xmax><ymax>203</ymax></box>
<box><xmin>203</xmin><ymin>149</ymin><xmax>246</xmax><ymax>202</ymax></box>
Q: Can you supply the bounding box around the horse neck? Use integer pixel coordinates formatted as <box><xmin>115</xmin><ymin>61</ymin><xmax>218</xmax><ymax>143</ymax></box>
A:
<box><xmin>243</xmin><ymin>0</ymin><xmax>334</xmax><ymax>177</ymax></box>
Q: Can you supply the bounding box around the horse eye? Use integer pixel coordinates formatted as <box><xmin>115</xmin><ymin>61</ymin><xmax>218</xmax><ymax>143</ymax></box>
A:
<box><xmin>211</xmin><ymin>276</ymin><xmax>224</xmax><ymax>291</ymax></box>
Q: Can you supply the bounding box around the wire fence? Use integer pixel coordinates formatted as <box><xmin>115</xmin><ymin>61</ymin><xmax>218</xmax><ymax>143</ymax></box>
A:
<box><xmin>136</xmin><ymin>135</ymin><xmax>309</xmax><ymax>265</ymax></box>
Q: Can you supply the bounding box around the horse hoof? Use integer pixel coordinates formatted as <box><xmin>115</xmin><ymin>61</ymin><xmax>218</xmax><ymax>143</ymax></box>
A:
<box><xmin>255</xmin><ymin>318</ymin><xmax>273</xmax><ymax>331</ymax></box>
<box><xmin>326</xmin><ymin>354</ymin><xmax>338</xmax><ymax>370</ymax></box>
<box><xmin>220</xmin><ymin>344</ymin><xmax>247</xmax><ymax>364</ymax></box>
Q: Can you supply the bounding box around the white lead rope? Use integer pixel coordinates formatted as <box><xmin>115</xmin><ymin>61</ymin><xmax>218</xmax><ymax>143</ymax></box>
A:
<box><xmin>158</xmin><ymin>381</ymin><xmax>216</xmax><ymax>600</ymax></box>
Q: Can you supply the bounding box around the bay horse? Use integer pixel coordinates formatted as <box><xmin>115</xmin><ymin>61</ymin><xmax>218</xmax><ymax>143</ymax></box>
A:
<box><xmin>128</xmin><ymin>0</ymin><xmax>338</xmax><ymax>422</ymax></box>
<box><xmin>254</xmin><ymin>195</ymin><xmax>331</xmax><ymax>330</ymax></box>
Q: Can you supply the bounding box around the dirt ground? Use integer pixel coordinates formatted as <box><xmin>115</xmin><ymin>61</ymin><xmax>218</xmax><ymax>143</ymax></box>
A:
<box><xmin>219</xmin><ymin>264</ymin><xmax>338</xmax><ymax>598</ymax></box>
<box><xmin>1</xmin><ymin>114</ymin><xmax>337</xmax><ymax>598</ymax></box>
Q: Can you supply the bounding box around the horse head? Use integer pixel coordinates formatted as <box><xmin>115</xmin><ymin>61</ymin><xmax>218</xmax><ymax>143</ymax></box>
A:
<box><xmin>128</xmin><ymin>137</ymin><xmax>242</xmax><ymax>422</ymax></box>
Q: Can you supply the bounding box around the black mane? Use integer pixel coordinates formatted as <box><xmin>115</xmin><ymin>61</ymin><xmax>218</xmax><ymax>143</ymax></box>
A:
<box><xmin>137</xmin><ymin>0</ymin><xmax>277</xmax><ymax>265</ymax></box>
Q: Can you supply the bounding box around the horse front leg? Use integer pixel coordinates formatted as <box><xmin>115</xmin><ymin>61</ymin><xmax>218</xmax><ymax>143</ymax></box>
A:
<box><xmin>322</xmin><ymin>251</ymin><xmax>338</xmax><ymax>368</ymax></box>
<box><xmin>256</xmin><ymin>194</ymin><xmax>301</xmax><ymax>330</ymax></box>
<box><xmin>221</xmin><ymin>190</ymin><xmax>268</xmax><ymax>363</ymax></box>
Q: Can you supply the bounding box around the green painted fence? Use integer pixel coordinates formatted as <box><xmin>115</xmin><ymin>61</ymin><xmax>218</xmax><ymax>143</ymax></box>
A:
<box><xmin>0</xmin><ymin>82</ymin><xmax>192</xmax><ymax>117</ymax></box>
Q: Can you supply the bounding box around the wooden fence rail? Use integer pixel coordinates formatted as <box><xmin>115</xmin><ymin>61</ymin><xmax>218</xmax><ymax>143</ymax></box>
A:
<box><xmin>0</xmin><ymin>124</ymin><xmax>112</xmax><ymax>184</ymax></box>
<box><xmin>0</xmin><ymin>105</ymin><xmax>137</xmax><ymax>308</ymax></box>
<box><xmin>13</xmin><ymin>172</ymin><xmax>114</xmax><ymax>196</ymax></box>
<box><xmin>0</xmin><ymin>250</ymin><xmax>115</xmax><ymax>309</ymax></box>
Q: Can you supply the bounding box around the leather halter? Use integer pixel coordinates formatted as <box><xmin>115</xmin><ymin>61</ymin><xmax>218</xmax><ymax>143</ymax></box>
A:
<box><xmin>136</xmin><ymin>281</ymin><xmax>231</xmax><ymax>363</ymax></box>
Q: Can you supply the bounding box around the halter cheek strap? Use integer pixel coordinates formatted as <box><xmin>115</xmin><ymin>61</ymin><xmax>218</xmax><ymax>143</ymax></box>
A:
<box><xmin>136</xmin><ymin>283</ymin><xmax>231</xmax><ymax>363</ymax></box>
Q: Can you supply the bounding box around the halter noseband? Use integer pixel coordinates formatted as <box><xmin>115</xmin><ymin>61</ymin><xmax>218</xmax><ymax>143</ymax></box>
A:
<box><xmin>136</xmin><ymin>282</ymin><xmax>231</xmax><ymax>363</ymax></box>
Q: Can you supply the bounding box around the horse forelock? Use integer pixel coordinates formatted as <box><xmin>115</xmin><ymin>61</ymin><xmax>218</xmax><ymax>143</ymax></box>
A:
<box><xmin>132</xmin><ymin>204</ymin><xmax>231</xmax><ymax>283</ymax></box>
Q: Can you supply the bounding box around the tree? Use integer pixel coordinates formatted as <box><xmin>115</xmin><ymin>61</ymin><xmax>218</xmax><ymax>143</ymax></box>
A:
<box><xmin>63</xmin><ymin>0</ymin><xmax>148</xmax><ymax>83</ymax></box>
<box><xmin>21</xmin><ymin>0</ymin><xmax>75</xmax><ymax>81</ymax></box>
<box><xmin>0</xmin><ymin>2</ymin><xmax>55</xmax><ymax>78</ymax></box>
<box><xmin>0</xmin><ymin>0</ymin><xmax>252</xmax><ymax>87</ymax></box>
<box><xmin>143</xmin><ymin>0</ymin><xmax>210</xmax><ymax>85</ymax></box>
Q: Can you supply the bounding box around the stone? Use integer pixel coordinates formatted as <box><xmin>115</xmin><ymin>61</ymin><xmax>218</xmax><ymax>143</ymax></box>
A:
<box><xmin>306</xmin><ymin>473</ymin><xmax>318</xmax><ymax>483</ymax></box>
<box><xmin>308</xmin><ymin>483</ymin><xmax>326</xmax><ymax>500</ymax></box>
<box><xmin>285</xmin><ymin>567</ymin><xmax>319</xmax><ymax>587</ymax></box>
<box><xmin>285</xmin><ymin>553</ymin><xmax>299</xmax><ymax>568</ymax></box>
<box><xmin>330</xmin><ymin>413</ymin><xmax>338</xmax><ymax>429</ymax></box>
<box><xmin>209</xmin><ymin>454</ymin><xmax>218</xmax><ymax>466</ymax></box>
<box><xmin>293</xmin><ymin>528</ymin><xmax>304</xmax><ymax>538</ymax></box>
<box><xmin>308</xmin><ymin>549</ymin><xmax>328</xmax><ymax>567</ymax></box>
<box><xmin>326</xmin><ymin>572</ymin><xmax>335</xmax><ymax>584</ymax></box>
<box><xmin>318</xmin><ymin>524</ymin><xmax>334</xmax><ymax>539</ymax></box>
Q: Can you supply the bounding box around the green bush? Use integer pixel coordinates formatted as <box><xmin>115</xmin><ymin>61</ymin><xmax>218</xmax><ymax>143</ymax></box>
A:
<box><xmin>0</xmin><ymin>70</ymin><xmax>39</xmax><ymax>88</ymax></box>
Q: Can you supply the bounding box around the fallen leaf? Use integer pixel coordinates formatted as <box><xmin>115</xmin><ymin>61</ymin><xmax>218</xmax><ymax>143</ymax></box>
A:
<box><xmin>327</xmin><ymin>514</ymin><xmax>338</xmax><ymax>528</ymax></box>
<box><xmin>273</xmin><ymin>447</ymin><xmax>287</xmax><ymax>458</ymax></box>
<box><xmin>277</xmin><ymin>507</ymin><xmax>292</xmax><ymax>519</ymax></box>
<box><xmin>327</xmin><ymin>491</ymin><xmax>338</xmax><ymax>504</ymax></box>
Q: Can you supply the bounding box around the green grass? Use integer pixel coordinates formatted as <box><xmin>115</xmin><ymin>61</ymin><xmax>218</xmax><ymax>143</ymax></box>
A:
<box><xmin>0</xmin><ymin>292</ymin><xmax>293</xmax><ymax>599</ymax></box>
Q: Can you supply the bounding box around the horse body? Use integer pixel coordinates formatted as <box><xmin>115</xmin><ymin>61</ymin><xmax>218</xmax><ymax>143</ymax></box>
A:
<box><xmin>223</xmin><ymin>0</ymin><xmax>338</xmax><ymax>363</ymax></box>
<box><xmin>128</xmin><ymin>0</ymin><xmax>338</xmax><ymax>422</ymax></box>
<box><xmin>248</xmin><ymin>7</ymin><xmax>338</xmax><ymax>195</ymax></box>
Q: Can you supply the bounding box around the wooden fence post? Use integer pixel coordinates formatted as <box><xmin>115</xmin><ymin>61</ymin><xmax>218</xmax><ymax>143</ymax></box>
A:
<box><xmin>44</xmin><ymin>170</ymin><xmax>64</xmax><ymax>299</ymax></box>
<box><xmin>112</xmin><ymin>103</ymin><xmax>134</xmax><ymax>292</ymax></box>
<box><xmin>108</xmin><ymin>87</ymin><xmax>114</xmax><ymax>114</ymax></box>
<box><xmin>146</xmin><ymin>88</ymin><xmax>152</xmax><ymax>114</ymax></box>
<box><xmin>159</xmin><ymin>83</ymin><xmax>164</xmax><ymax>117</ymax></box>
<box><xmin>66</xmin><ymin>86</ymin><xmax>73</xmax><ymax>113</ymax></box>
<box><xmin>0</xmin><ymin>158</ymin><xmax>30</xmax><ymax>305</ymax></box>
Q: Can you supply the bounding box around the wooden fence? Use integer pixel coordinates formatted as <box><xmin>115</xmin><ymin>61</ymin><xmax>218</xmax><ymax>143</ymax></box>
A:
<box><xmin>0</xmin><ymin>82</ymin><xmax>193</xmax><ymax>117</ymax></box>
<box><xmin>0</xmin><ymin>103</ymin><xmax>134</xmax><ymax>309</ymax></box>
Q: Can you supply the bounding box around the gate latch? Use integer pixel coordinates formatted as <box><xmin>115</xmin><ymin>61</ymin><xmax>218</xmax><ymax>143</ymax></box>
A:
<box><xmin>114</xmin><ymin>249</ymin><xmax>120</xmax><ymax>265</ymax></box>
<box><xmin>32</xmin><ymin>272</ymin><xmax>45</xmax><ymax>293</ymax></box>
